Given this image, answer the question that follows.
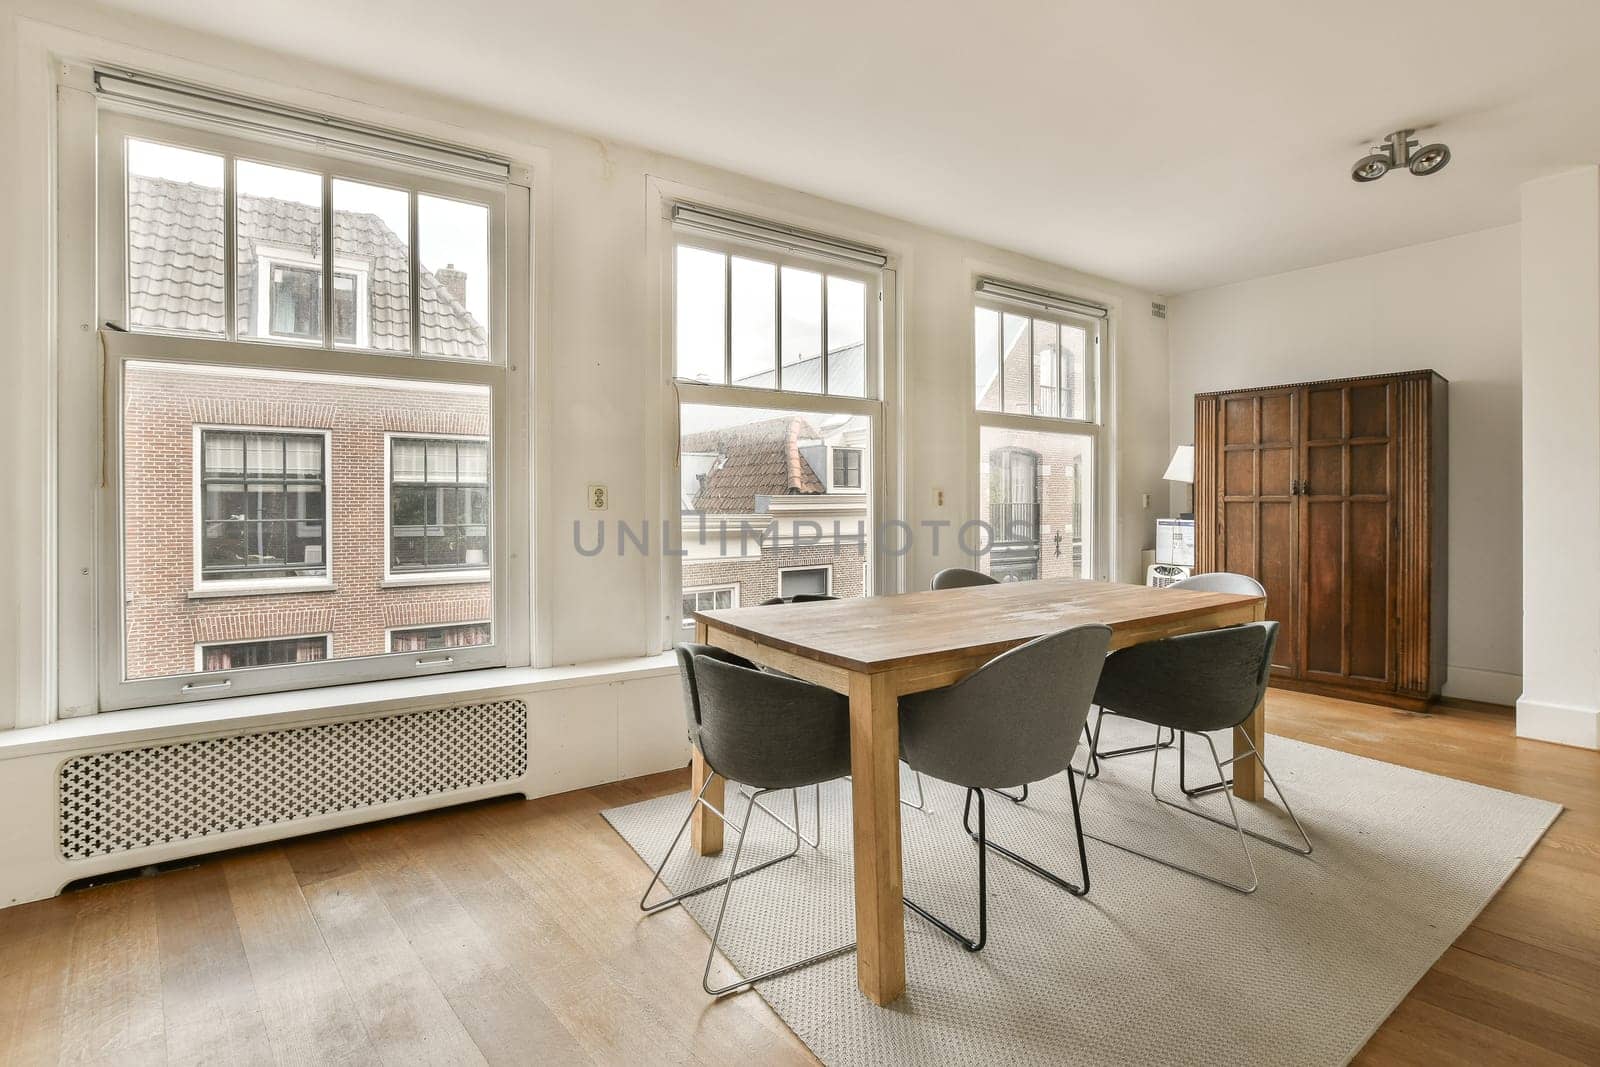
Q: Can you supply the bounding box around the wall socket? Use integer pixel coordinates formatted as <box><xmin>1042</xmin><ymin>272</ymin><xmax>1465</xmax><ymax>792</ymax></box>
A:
<box><xmin>1141</xmin><ymin>491</ymin><xmax>1152</xmax><ymax>509</ymax></box>
<box><xmin>587</xmin><ymin>484</ymin><xmax>608</xmax><ymax>511</ymax></box>
<box><xmin>933</xmin><ymin>488</ymin><xmax>945</xmax><ymax>507</ymax></box>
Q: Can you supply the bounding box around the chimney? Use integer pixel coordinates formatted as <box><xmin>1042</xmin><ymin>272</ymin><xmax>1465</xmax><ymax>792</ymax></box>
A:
<box><xmin>436</xmin><ymin>262</ymin><xmax>468</xmax><ymax>307</ymax></box>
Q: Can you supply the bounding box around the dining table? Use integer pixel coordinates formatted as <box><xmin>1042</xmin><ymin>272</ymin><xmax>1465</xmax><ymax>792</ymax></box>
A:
<box><xmin>690</xmin><ymin>575</ymin><xmax>1267</xmax><ymax>1006</ymax></box>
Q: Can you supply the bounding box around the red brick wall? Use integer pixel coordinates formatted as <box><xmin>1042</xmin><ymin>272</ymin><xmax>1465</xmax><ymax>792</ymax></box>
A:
<box><xmin>682</xmin><ymin>542</ymin><xmax>867</xmax><ymax>615</ymax></box>
<box><xmin>123</xmin><ymin>363</ymin><xmax>491</xmax><ymax>679</ymax></box>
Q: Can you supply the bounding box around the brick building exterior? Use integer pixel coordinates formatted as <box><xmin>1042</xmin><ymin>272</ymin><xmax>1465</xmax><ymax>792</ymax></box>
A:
<box><xmin>123</xmin><ymin>362</ymin><xmax>491</xmax><ymax>678</ymax></box>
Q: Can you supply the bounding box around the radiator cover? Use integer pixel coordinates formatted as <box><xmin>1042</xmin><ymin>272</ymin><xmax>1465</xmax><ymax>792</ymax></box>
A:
<box><xmin>58</xmin><ymin>699</ymin><xmax>527</xmax><ymax>861</ymax></box>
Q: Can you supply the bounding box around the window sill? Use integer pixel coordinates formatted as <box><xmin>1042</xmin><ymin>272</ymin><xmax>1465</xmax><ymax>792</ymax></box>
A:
<box><xmin>0</xmin><ymin>655</ymin><xmax>678</xmax><ymax>762</ymax></box>
<box><xmin>380</xmin><ymin>571</ymin><xmax>490</xmax><ymax>589</ymax></box>
<box><xmin>188</xmin><ymin>579</ymin><xmax>336</xmax><ymax>599</ymax></box>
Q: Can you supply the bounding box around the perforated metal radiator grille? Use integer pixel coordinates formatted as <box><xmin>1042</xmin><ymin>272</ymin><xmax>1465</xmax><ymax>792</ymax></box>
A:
<box><xmin>58</xmin><ymin>700</ymin><xmax>527</xmax><ymax>861</ymax></box>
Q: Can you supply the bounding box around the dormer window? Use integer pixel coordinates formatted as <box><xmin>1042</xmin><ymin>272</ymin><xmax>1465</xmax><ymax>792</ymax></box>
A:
<box><xmin>832</xmin><ymin>447</ymin><xmax>862</xmax><ymax>489</ymax></box>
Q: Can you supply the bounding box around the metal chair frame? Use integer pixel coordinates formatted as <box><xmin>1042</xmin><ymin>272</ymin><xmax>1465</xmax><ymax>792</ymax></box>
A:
<box><xmin>1083</xmin><ymin>721</ymin><xmax>1312</xmax><ymax>894</ymax></box>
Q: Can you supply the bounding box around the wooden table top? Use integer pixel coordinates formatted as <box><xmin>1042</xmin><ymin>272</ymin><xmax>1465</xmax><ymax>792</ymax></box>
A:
<box><xmin>693</xmin><ymin>577</ymin><xmax>1262</xmax><ymax>674</ymax></box>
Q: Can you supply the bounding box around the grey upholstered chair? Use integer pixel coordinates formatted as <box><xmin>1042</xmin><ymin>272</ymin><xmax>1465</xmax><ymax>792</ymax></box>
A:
<box><xmin>928</xmin><ymin>567</ymin><xmax>1098</xmax><ymax>800</ymax></box>
<box><xmin>644</xmin><ymin>644</ymin><xmax>812</xmax><ymax>912</ymax></box>
<box><xmin>898</xmin><ymin>624</ymin><xmax>1111</xmax><ymax>951</ymax></box>
<box><xmin>1083</xmin><ymin>621</ymin><xmax>1312</xmax><ymax>893</ymax></box>
<box><xmin>754</xmin><ymin>594</ymin><xmax>926</xmax><ymax>818</ymax></box>
<box><xmin>930</xmin><ymin>566</ymin><xmax>997</xmax><ymax>590</ymax></box>
<box><xmin>1089</xmin><ymin>571</ymin><xmax>1265</xmax><ymax>776</ymax></box>
<box><xmin>644</xmin><ymin>653</ymin><xmax>856</xmax><ymax>996</ymax></box>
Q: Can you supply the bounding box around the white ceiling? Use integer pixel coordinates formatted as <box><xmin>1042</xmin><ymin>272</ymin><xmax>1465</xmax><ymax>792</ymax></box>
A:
<box><xmin>100</xmin><ymin>0</ymin><xmax>1600</xmax><ymax>294</ymax></box>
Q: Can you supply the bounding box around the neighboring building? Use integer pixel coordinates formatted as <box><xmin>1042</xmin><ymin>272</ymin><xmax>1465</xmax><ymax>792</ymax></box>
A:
<box><xmin>121</xmin><ymin>179</ymin><xmax>492</xmax><ymax>679</ymax></box>
<box><xmin>680</xmin><ymin>413</ymin><xmax>869</xmax><ymax>627</ymax></box>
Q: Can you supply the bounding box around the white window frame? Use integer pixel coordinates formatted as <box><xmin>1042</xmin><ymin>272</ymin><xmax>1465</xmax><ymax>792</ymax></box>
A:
<box><xmin>829</xmin><ymin>445</ymin><xmax>864</xmax><ymax>491</ymax></box>
<box><xmin>777</xmin><ymin>565</ymin><xmax>833</xmax><ymax>599</ymax></box>
<box><xmin>190</xmin><ymin>423</ymin><xmax>335</xmax><ymax>597</ymax></box>
<box><xmin>58</xmin><ymin>91</ymin><xmax>531</xmax><ymax>714</ymax></box>
<box><xmin>971</xmin><ymin>285</ymin><xmax>1111</xmax><ymax>583</ymax></box>
<box><xmin>384</xmin><ymin>621</ymin><xmax>493</xmax><ymax>652</ymax></box>
<box><xmin>679</xmin><ymin>584</ymin><xmax>739</xmax><ymax>631</ymax></box>
<box><xmin>659</xmin><ymin>208</ymin><xmax>899</xmax><ymax>647</ymax></box>
<box><xmin>382</xmin><ymin>430</ymin><xmax>493</xmax><ymax>587</ymax></box>
<box><xmin>194</xmin><ymin>632</ymin><xmax>332</xmax><ymax>672</ymax></box>
<box><xmin>253</xmin><ymin>246</ymin><xmax>372</xmax><ymax>349</ymax></box>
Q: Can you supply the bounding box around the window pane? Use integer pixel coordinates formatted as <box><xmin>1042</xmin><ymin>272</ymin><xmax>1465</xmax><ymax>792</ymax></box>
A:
<box><xmin>390</xmin><ymin>623</ymin><xmax>491</xmax><ymax>652</ymax></box>
<box><xmin>457</xmin><ymin>441</ymin><xmax>489</xmax><ymax>484</ymax></box>
<box><xmin>126</xmin><ymin>139</ymin><xmax>225</xmax><ymax>337</ymax></box>
<box><xmin>730</xmin><ymin>256</ymin><xmax>776</xmax><ymax>385</ymax></box>
<box><xmin>236</xmin><ymin>160</ymin><xmax>323</xmax><ymax>344</ymax></box>
<box><xmin>1002</xmin><ymin>312</ymin><xmax>1031</xmax><ymax>415</ymax></box>
<box><xmin>1061</xmin><ymin>323</ymin><xmax>1090</xmax><ymax>421</ymax></box>
<box><xmin>200</xmin><ymin>636</ymin><xmax>329</xmax><ymax>672</ymax></box>
<box><xmin>417</xmin><ymin>194</ymin><xmax>491</xmax><ymax>360</ymax></box>
<box><xmin>123</xmin><ymin>360</ymin><xmax>492</xmax><ymax>681</ymax></box>
<box><xmin>679</xmin><ymin>403</ymin><xmax>870</xmax><ymax>613</ymax></box>
<box><xmin>978</xmin><ymin>426</ymin><xmax>1093</xmax><ymax>583</ymax></box>
<box><xmin>975</xmin><ymin>307</ymin><xmax>1000</xmax><ymax>410</ymax></box>
<box><xmin>1032</xmin><ymin>318</ymin><xmax>1059</xmax><ymax>418</ymax></box>
<box><xmin>826</xmin><ymin>275</ymin><xmax>866</xmax><ymax>397</ymax></box>
<box><xmin>779</xmin><ymin>267</ymin><xmax>823</xmax><ymax>394</ymax></box>
<box><xmin>675</xmin><ymin>245</ymin><xmax>726</xmax><ymax>383</ymax></box>
<box><xmin>333</xmin><ymin>179</ymin><xmax>409</xmax><ymax>352</ymax></box>
<box><xmin>780</xmin><ymin>568</ymin><xmax>829</xmax><ymax>598</ymax></box>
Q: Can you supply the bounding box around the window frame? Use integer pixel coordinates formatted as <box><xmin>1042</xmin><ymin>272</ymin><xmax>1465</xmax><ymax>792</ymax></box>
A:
<box><xmin>70</xmin><ymin>104</ymin><xmax>531</xmax><ymax>713</ymax></box>
<box><xmin>831</xmin><ymin>445</ymin><xmax>863</xmax><ymax>491</ymax></box>
<box><xmin>679</xmin><ymin>584</ymin><xmax>739</xmax><ymax>632</ymax></box>
<box><xmin>971</xmin><ymin>288</ymin><xmax>1110</xmax><ymax>583</ymax></box>
<box><xmin>383</xmin><ymin>430</ymin><xmax>493</xmax><ymax>586</ymax></box>
<box><xmin>194</xmin><ymin>633</ymin><xmax>332</xmax><ymax>672</ymax></box>
<box><xmin>777</xmin><ymin>565</ymin><xmax>832</xmax><ymax>599</ymax></box>
<box><xmin>663</xmin><ymin>220</ymin><xmax>895</xmax><ymax>647</ymax></box>
<box><xmin>191</xmin><ymin>423</ymin><xmax>335</xmax><ymax>596</ymax></box>
<box><xmin>385</xmin><ymin>621</ymin><xmax>493</xmax><ymax>652</ymax></box>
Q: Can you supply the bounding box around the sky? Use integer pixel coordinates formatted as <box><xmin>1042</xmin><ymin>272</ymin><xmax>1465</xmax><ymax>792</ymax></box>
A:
<box><xmin>129</xmin><ymin>137</ymin><xmax>492</xmax><ymax>329</ymax></box>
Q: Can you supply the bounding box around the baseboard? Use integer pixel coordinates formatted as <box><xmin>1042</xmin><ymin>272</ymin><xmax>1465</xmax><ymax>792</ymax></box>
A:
<box><xmin>1443</xmin><ymin>665</ymin><xmax>1524</xmax><ymax>707</ymax></box>
<box><xmin>1515</xmin><ymin>697</ymin><xmax>1600</xmax><ymax>750</ymax></box>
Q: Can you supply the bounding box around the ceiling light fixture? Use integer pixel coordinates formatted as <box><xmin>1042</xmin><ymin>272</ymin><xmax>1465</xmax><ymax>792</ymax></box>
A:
<box><xmin>1351</xmin><ymin>129</ymin><xmax>1451</xmax><ymax>183</ymax></box>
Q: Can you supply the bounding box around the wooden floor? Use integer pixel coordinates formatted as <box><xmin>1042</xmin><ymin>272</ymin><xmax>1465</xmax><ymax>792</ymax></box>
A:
<box><xmin>2</xmin><ymin>691</ymin><xmax>1597</xmax><ymax>1066</ymax></box>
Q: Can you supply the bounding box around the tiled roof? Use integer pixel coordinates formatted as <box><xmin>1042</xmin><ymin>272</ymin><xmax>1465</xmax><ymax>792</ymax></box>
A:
<box><xmin>680</xmin><ymin>416</ymin><xmax>825</xmax><ymax>513</ymax></box>
<box><xmin>734</xmin><ymin>342</ymin><xmax>864</xmax><ymax>393</ymax></box>
<box><xmin>127</xmin><ymin>175</ymin><xmax>487</xmax><ymax>358</ymax></box>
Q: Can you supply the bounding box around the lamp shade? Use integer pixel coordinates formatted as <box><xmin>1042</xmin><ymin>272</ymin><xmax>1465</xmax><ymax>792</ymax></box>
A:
<box><xmin>1162</xmin><ymin>445</ymin><xmax>1194</xmax><ymax>484</ymax></box>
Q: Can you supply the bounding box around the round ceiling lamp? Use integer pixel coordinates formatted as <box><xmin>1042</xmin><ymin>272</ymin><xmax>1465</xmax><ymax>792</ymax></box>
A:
<box><xmin>1351</xmin><ymin>129</ymin><xmax>1451</xmax><ymax>183</ymax></box>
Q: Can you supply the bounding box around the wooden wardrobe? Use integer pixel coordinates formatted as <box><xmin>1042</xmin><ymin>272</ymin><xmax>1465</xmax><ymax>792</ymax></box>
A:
<box><xmin>1193</xmin><ymin>370</ymin><xmax>1447</xmax><ymax>710</ymax></box>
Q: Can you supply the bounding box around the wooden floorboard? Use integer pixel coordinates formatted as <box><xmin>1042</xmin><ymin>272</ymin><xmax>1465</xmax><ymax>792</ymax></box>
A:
<box><xmin>1</xmin><ymin>690</ymin><xmax>1595</xmax><ymax>1065</ymax></box>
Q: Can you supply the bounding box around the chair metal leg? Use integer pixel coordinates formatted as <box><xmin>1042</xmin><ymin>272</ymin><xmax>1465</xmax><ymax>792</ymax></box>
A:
<box><xmin>846</xmin><ymin>760</ymin><xmax>928</xmax><ymax>812</ymax></box>
<box><xmin>640</xmin><ymin>775</ymin><xmax>803</xmax><ymax>914</ymax></box>
<box><xmin>701</xmin><ymin>787</ymin><xmax>856</xmax><ymax>997</ymax></box>
<box><xmin>1082</xmin><ymin>722</ymin><xmax>1100</xmax><ymax>780</ymax></box>
<box><xmin>987</xmin><ymin>782</ymin><xmax>1028</xmax><ymax>804</ymax></box>
<box><xmin>967</xmin><ymin>770</ymin><xmax>1090</xmax><ymax>897</ymax></box>
<box><xmin>739</xmin><ymin>783</ymin><xmax>821</xmax><ymax>848</ymax></box>
<box><xmin>1178</xmin><ymin>731</ymin><xmax>1232</xmax><ymax>798</ymax></box>
<box><xmin>903</xmin><ymin>787</ymin><xmax>988</xmax><ymax>951</ymax></box>
<box><xmin>1085</xmin><ymin>726</ymin><xmax>1312</xmax><ymax>895</ymax></box>
<box><xmin>1090</xmin><ymin>706</ymin><xmax>1176</xmax><ymax>760</ymax></box>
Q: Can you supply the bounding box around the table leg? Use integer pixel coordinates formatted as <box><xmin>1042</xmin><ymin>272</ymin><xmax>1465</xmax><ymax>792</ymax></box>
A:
<box><xmin>688</xmin><ymin>618</ymin><xmax>727</xmax><ymax>855</ymax></box>
<box><xmin>691</xmin><ymin>745</ymin><xmax>724</xmax><ymax>855</ymax></box>
<box><xmin>847</xmin><ymin>670</ymin><xmax>906</xmax><ymax>1005</ymax></box>
<box><xmin>1232</xmin><ymin>602</ymin><xmax>1267</xmax><ymax>801</ymax></box>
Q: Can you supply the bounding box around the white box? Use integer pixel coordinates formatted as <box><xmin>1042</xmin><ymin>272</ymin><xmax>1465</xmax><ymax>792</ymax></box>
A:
<box><xmin>1155</xmin><ymin>518</ymin><xmax>1195</xmax><ymax>566</ymax></box>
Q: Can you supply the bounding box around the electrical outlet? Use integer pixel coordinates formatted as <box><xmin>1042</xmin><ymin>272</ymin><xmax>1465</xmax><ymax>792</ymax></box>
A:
<box><xmin>933</xmin><ymin>488</ymin><xmax>945</xmax><ymax>507</ymax></box>
<box><xmin>587</xmin><ymin>484</ymin><xmax>608</xmax><ymax>511</ymax></box>
<box><xmin>1141</xmin><ymin>492</ymin><xmax>1152</xmax><ymax>509</ymax></box>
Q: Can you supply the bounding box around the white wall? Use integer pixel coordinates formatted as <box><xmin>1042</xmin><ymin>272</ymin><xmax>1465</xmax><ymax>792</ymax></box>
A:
<box><xmin>0</xmin><ymin>0</ymin><xmax>1169</xmax><ymax>731</ymax></box>
<box><xmin>1518</xmin><ymin>168</ymin><xmax>1600</xmax><ymax>749</ymax></box>
<box><xmin>1167</xmin><ymin>226</ymin><xmax>1523</xmax><ymax>705</ymax></box>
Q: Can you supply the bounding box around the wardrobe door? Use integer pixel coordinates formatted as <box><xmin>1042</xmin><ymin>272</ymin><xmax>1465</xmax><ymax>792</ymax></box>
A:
<box><xmin>1298</xmin><ymin>379</ymin><xmax>1396</xmax><ymax>691</ymax></box>
<box><xmin>1216</xmin><ymin>389</ymin><xmax>1299</xmax><ymax>676</ymax></box>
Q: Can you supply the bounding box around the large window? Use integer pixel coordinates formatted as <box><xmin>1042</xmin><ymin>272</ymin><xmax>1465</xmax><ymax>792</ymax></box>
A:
<box><xmin>67</xmin><ymin>82</ymin><xmax>530</xmax><ymax>712</ymax></box>
<box><xmin>973</xmin><ymin>283</ymin><xmax>1104</xmax><ymax>582</ymax></box>
<box><xmin>389</xmin><ymin>436</ymin><xmax>490</xmax><ymax>576</ymax></box>
<box><xmin>670</xmin><ymin>211</ymin><xmax>886</xmax><ymax>641</ymax></box>
<box><xmin>198</xmin><ymin>429</ymin><xmax>328</xmax><ymax>585</ymax></box>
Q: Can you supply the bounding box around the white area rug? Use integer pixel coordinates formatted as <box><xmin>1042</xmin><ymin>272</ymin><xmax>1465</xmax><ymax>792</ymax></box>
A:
<box><xmin>602</xmin><ymin>717</ymin><xmax>1560</xmax><ymax>1066</ymax></box>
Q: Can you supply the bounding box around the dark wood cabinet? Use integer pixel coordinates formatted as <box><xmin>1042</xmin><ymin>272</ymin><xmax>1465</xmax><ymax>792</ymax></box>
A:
<box><xmin>1194</xmin><ymin>370</ymin><xmax>1447</xmax><ymax>710</ymax></box>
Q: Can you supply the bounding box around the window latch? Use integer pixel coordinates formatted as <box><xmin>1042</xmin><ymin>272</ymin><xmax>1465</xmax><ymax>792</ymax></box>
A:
<box><xmin>181</xmin><ymin>678</ymin><xmax>233</xmax><ymax>693</ymax></box>
<box><xmin>415</xmin><ymin>654</ymin><xmax>454</xmax><ymax>667</ymax></box>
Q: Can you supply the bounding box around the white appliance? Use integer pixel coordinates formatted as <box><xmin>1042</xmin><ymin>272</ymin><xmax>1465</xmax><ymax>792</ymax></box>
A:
<box><xmin>1155</xmin><ymin>518</ymin><xmax>1195</xmax><ymax>567</ymax></box>
<box><xmin>1146</xmin><ymin>562</ymin><xmax>1193</xmax><ymax>588</ymax></box>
